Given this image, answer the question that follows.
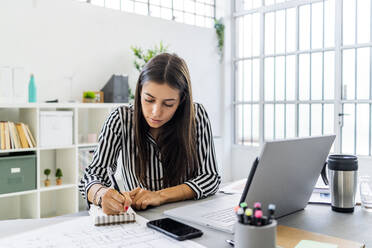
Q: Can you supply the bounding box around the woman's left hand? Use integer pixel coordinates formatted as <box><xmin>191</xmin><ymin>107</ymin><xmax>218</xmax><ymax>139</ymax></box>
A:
<box><xmin>129</xmin><ymin>187</ymin><xmax>163</xmax><ymax>210</ymax></box>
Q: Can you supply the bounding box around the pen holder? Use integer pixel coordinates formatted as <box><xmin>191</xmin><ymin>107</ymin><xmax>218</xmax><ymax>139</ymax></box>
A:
<box><xmin>234</xmin><ymin>220</ymin><xmax>277</xmax><ymax>248</ymax></box>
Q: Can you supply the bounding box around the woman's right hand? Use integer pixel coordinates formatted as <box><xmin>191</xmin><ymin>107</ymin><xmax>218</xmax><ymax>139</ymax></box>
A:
<box><xmin>101</xmin><ymin>188</ymin><xmax>132</xmax><ymax>215</ymax></box>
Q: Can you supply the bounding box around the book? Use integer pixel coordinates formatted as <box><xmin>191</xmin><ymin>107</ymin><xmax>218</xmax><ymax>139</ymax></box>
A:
<box><xmin>21</xmin><ymin>123</ymin><xmax>33</xmax><ymax>148</ymax></box>
<box><xmin>4</xmin><ymin>122</ymin><xmax>10</xmax><ymax>150</ymax></box>
<box><xmin>16</xmin><ymin>123</ymin><xmax>29</xmax><ymax>148</ymax></box>
<box><xmin>24</xmin><ymin>124</ymin><xmax>36</xmax><ymax>147</ymax></box>
<box><xmin>7</xmin><ymin>122</ymin><xmax>15</xmax><ymax>149</ymax></box>
<box><xmin>89</xmin><ymin>205</ymin><xmax>136</xmax><ymax>226</ymax></box>
<box><xmin>0</xmin><ymin>122</ymin><xmax>4</xmax><ymax>149</ymax></box>
<box><xmin>10</xmin><ymin>122</ymin><xmax>22</xmax><ymax>149</ymax></box>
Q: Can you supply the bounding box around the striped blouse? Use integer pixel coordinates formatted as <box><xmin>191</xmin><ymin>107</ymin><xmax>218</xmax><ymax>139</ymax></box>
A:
<box><xmin>79</xmin><ymin>103</ymin><xmax>221</xmax><ymax>204</ymax></box>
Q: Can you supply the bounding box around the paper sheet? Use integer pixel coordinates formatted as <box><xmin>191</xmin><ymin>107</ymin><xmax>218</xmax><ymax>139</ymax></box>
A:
<box><xmin>219</xmin><ymin>179</ymin><xmax>246</xmax><ymax>194</ymax></box>
<box><xmin>295</xmin><ymin>240</ymin><xmax>338</xmax><ymax>248</ymax></box>
<box><xmin>0</xmin><ymin>215</ymin><xmax>205</xmax><ymax>248</ymax></box>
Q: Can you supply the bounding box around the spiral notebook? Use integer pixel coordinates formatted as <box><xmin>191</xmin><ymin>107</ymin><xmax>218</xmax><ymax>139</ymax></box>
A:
<box><xmin>89</xmin><ymin>205</ymin><xmax>136</xmax><ymax>226</ymax></box>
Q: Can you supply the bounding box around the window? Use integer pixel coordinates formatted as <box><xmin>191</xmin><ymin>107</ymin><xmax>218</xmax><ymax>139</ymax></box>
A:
<box><xmin>234</xmin><ymin>0</ymin><xmax>372</xmax><ymax>156</ymax></box>
<box><xmin>79</xmin><ymin>0</ymin><xmax>216</xmax><ymax>28</ymax></box>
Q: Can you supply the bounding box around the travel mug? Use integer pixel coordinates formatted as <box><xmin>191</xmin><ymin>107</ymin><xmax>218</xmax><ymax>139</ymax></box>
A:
<box><xmin>327</xmin><ymin>155</ymin><xmax>358</xmax><ymax>213</ymax></box>
<box><xmin>234</xmin><ymin>220</ymin><xmax>277</xmax><ymax>248</ymax></box>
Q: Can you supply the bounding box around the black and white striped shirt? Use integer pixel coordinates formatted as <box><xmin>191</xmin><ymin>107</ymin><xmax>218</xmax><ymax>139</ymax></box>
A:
<box><xmin>79</xmin><ymin>103</ymin><xmax>221</xmax><ymax>203</ymax></box>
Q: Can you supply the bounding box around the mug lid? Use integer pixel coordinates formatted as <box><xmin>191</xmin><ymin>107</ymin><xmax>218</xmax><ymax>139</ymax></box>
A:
<box><xmin>327</xmin><ymin>154</ymin><xmax>358</xmax><ymax>171</ymax></box>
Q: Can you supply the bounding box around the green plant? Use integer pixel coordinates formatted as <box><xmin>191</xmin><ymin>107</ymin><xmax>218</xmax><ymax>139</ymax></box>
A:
<box><xmin>130</xmin><ymin>41</ymin><xmax>169</xmax><ymax>72</ymax></box>
<box><xmin>83</xmin><ymin>91</ymin><xmax>96</xmax><ymax>99</ymax></box>
<box><xmin>55</xmin><ymin>168</ymin><xmax>63</xmax><ymax>179</ymax></box>
<box><xmin>214</xmin><ymin>18</ymin><xmax>225</xmax><ymax>60</ymax></box>
<box><xmin>128</xmin><ymin>88</ymin><xmax>134</xmax><ymax>100</ymax></box>
<box><xmin>44</xmin><ymin>169</ymin><xmax>51</xmax><ymax>180</ymax></box>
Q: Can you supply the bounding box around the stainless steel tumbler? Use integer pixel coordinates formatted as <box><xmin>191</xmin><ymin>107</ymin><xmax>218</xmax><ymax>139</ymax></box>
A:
<box><xmin>327</xmin><ymin>155</ymin><xmax>358</xmax><ymax>213</ymax></box>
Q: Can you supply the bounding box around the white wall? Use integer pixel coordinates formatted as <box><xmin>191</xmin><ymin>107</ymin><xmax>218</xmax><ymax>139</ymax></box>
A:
<box><xmin>0</xmin><ymin>0</ymin><xmax>221</xmax><ymax>136</ymax></box>
<box><xmin>0</xmin><ymin>0</ymin><xmax>228</xmax><ymax>179</ymax></box>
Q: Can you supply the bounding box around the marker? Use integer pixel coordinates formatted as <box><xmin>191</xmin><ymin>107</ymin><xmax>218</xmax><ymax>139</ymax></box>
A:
<box><xmin>234</xmin><ymin>206</ymin><xmax>240</xmax><ymax>213</ymax></box>
<box><xmin>225</xmin><ymin>239</ymin><xmax>235</xmax><ymax>247</ymax></box>
<box><xmin>240</xmin><ymin>202</ymin><xmax>248</xmax><ymax>211</ymax></box>
<box><xmin>267</xmin><ymin>204</ymin><xmax>276</xmax><ymax>224</ymax></box>
<box><xmin>244</xmin><ymin>208</ymin><xmax>253</xmax><ymax>225</ymax></box>
<box><xmin>254</xmin><ymin>210</ymin><xmax>263</xmax><ymax>226</ymax></box>
<box><xmin>236</xmin><ymin>207</ymin><xmax>244</xmax><ymax>223</ymax></box>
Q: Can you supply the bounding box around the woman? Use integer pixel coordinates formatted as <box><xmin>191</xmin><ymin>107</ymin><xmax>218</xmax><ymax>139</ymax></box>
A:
<box><xmin>79</xmin><ymin>53</ymin><xmax>220</xmax><ymax>215</ymax></box>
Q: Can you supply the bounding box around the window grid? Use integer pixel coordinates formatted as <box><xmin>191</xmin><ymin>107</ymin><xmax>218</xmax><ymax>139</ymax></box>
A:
<box><xmin>81</xmin><ymin>0</ymin><xmax>215</xmax><ymax>28</ymax></box>
<box><xmin>234</xmin><ymin>0</ymin><xmax>372</xmax><ymax>156</ymax></box>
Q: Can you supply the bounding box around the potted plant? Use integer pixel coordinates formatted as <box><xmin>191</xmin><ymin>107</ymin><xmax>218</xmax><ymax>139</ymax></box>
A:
<box><xmin>82</xmin><ymin>91</ymin><xmax>96</xmax><ymax>103</ymax></box>
<box><xmin>214</xmin><ymin>18</ymin><xmax>225</xmax><ymax>61</ymax></box>
<box><xmin>44</xmin><ymin>169</ymin><xmax>51</xmax><ymax>187</ymax></box>
<box><xmin>56</xmin><ymin>168</ymin><xmax>63</xmax><ymax>185</ymax></box>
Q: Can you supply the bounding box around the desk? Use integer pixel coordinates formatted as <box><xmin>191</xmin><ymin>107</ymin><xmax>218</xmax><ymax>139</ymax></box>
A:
<box><xmin>0</xmin><ymin>193</ymin><xmax>371</xmax><ymax>247</ymax></box>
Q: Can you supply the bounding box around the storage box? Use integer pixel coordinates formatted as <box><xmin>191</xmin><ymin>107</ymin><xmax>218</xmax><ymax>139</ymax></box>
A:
<box><xmin>0</xmin><ymin>154</ymin><xmax>36</xmax><ymax>194</ymax></box>
<box><xmin>40</xmin><ymin>111</ymin><xmax>73</xmax><ymax>147</ymax></box>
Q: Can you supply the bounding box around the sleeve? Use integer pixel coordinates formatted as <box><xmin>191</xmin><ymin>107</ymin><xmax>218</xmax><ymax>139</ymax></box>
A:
<box><xmin>78</xmin><ymin>107</ymin><xmax>123</xmax><ymax>206</ymax></box>
<box><xmin>184</xmin><ymin>103</ymin><xmax>221</xmax><ymax>200</ymax></box>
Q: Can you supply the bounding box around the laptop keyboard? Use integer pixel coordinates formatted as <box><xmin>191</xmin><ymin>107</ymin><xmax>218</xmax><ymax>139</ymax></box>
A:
<box><xmin>201</xmin><ymin>207</ymin><xmax>236</xmax><ymax>224</ymax></box>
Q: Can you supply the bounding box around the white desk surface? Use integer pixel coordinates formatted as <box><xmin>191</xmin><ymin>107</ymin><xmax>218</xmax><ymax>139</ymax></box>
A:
<box><xmin>0</xmin><ymin>193</ymin><xmax>371</xmax><ymax>247</ymax></box>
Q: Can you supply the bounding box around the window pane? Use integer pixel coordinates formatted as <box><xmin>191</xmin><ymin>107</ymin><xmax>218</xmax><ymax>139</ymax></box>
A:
<box><xmin>276</xmin><ymin>104</ymin><xmax>285</xmax><ymax>139</ymax></box>
<box><xmin>106</xmin><ymin>0</ymin><xmax>121</xmax><ymax>10</ymax></box>
<box><xmin>195</xmin><ymin>2</ymin><xmax>205</xmax><ymax>16</ymax></box>
<box><xmin>121</xmin><ymin>0</ymin><xmax>134</xmax><ymax>11</ymax></box>
<box><xmin>161</xmin><ymin>0</ymin><xmax>171</xmax><ymax>8</ymax></box>
<box><xmin>299</xmin><ymin>5</ymin><xmax>311</xmax><ymax>50</ymax></box>
<box><xmin>174</xmin><ymin>0</ymin><xmax>183</xmax><ymax>10</ymax></box>
<box><xmin>161</xmin><ymin>7</ymin><xmax>172</xmax><ymax>20</ymax></box>
<box><xmin>184</xmin><ymin>0</ymin><xmax>195</xmax><ymax>12</ymax></box>
<box><xmin>265</xmin><ymin>0</ymin><xmax>275</xmax><ymax>6</ymax></box>
<box><xmin>252</xmin><ymin>0</ymin><xmax>261</xmax><ymax>9</ymax></box>
<box><xmin>205</xmin><ymin>5</ymin><xmax>214</xmax><ymax>17</ymax></box>
<box><xmin>243</xmin><ymin>104</ymin><xmax>252</xmax><ymax>144</ymax></box>
<box><xmin>276</xmin><ymin>56</ymin><xmax>285</xmax><ymax>101</ymax></box>
<box><xmin>134</xmin><ymin>2</ymin><xmax>148</xmax><ymax>15</ymax></box>
<box><xmin>252</xmin><ymin>104</ymin><xmax>259</xmax><ymax>145</ymax></box>
<box><xmin>342</xmin><ymin>49</ymin><xmax>355</xmax><ymax>99</ymax></box>
<box><xmin>356</xmin><ymin>104</ymin><xmax>369</xmax><ymax>155</ymax></box>
<box><xmin>311</xmin><ymin>104</ymin><xmax>322</xmax><ymax>136</ymax></box>
<box><xmin>91</xmin><ymin>0</ymin><xmax>104</xmax><ymax>7</ymax></box>
<box><xmin>244</xmin><ymin>60</ymin><xmax>252</xmax><ymax>102</ymax></box>
<box><xmin>341</xmin><ymin>104</ymin><xmax>355</xmax><ymax>154</ymax></box>
<box><xmin>252</xmin><ymin>13</ymin><xmax>260</xmax><ymax>57</ymax></box>
<box><xmin>236</xmin><ymin>61</ymin><xmax>244</xmax><ymax>102</ymax></box>
<box><xmin>311</xmin><ymin>52</ymin><xmax>323</xmax><ymax>100</ymax></box>
<box><xmin>195</xmin><ymin>15</ymin><xmax>205</xmax><ymax>27</ymax></box>
<box><xmin>244</xmin><ymin>15</ymin><xmax>252</xmax><ymax>58</ymax></box>
<box><xmin>174</xmin><ymin>10</ymin><xmax>184</xmax><ymax>23</ymax></box>
<box><xmin>276</xmin><ymin>10</ymin><xmax>286</xmax><ymax>54</ymax></box>
<box><xmin>312</xmin><ymin>2</ymin><xmax>323</xmax><ymax>49</ymax></box>
<box><xmin>286</xmin><ymin>55</ymin><xmax>296</xmax><ymax>100</ymax></box>
<box><xmin>299</xmin><ymin>104</ymin><xmax>310</xmax><ymax>137</ymax></box>
<box><xmin>286</xmin><ymin>8</ymin><xmax>296</xmax><ymax>52</ymax></box>
<box><xmin>265</xmin><ymin>12</ymin><xmax>275</xmax><ymax>55</ymax></box>
<box><xmin>299</xmin><ymin>53</ymin><xmax>310</xmax><ymax>100</ymax></box>
<box><xmin>236</xmin><ymin>105</ymin><xmax>243</xmax><ymax>144</ymax></box>
<box><xmin>185</xmin><ymin>12</ymin><xmax>195</xmax><ymax>25</ymax></box>
<box><xmin>252</xmin><ymin>59</ymin><xmax>260</xmax><ymax>101</ymax></box>
<box><xmin>286</xmin><ymin>104</ymin><xmax>296</xmax><ymax>138</ymax></box>
<box><xmin>236</xmin><ymin>17</ymin><xmax>244</xmax><ymax>58</ymax></box>
<box><xmin>357</xmin><ymin>0</ymin><xmax>370</xmax><ymax>44</ymax></box>
<box><xmin>324</xmin><ymin>0</ymin><xmax>335</xmax><ymax>47</ymax></box>
<box><xmin>150</xmin><ymin>5</ymin><xmax>161</xmax><ymax>17</ymax></box>
<box><xmin>343</xmin><ymin>0</ymin><xmax>356</xmax><ymax>45</ymax></box>
<box><xmin>324</xmin><ymin>104</ymin><xmax>334</xmax><ymax>135</ymax></box>
<box><xmin>265</xmin><ymin>57</ymin><xmax>274</xmax><ymax>101</ymax></box>
<box><xmin>324</xmin><ymin>51</ymin><xmax>335</xmax><ymax>99</ymax></box>
<box><xmin>357</xmin><ymin>48</ymin><xmax>370</xmax><ymax>99</ymax></box>
<box><xmin>264</xmin><ymin>104</ymin><xmax>274</xmax><ymax>140</ymax></box>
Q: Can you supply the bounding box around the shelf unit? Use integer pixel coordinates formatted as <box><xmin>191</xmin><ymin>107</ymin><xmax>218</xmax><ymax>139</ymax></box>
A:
<box><xmin>0</xmin><ymin>103</ymin><xmax>126</xmax><ymax>220</ymax></box>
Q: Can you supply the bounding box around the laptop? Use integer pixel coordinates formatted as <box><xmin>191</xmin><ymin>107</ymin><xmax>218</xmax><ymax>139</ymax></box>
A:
<box><xmin>164</xmin><ymin>135</ymin><xmax>336</xmax><ymax>233</ymax></box>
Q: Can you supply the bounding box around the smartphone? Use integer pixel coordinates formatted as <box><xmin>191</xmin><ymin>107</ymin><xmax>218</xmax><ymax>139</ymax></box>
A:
<box><xmin>147</xmin><ymin>218</ymin><xmax>203</xmax><ymax>241</ymax></box>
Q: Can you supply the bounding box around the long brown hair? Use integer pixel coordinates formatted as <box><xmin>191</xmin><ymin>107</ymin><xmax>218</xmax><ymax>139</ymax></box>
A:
<box><xmin>133</xmin><ymin>53</ymin><xmax>198</xmax><ymax>188</ymax></box>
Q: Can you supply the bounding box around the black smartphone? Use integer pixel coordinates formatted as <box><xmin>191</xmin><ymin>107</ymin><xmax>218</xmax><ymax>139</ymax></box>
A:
<box><xmin>147</xmin><ymin>218</ymin><xmax>203</xmax><ymax>241</ymax></box>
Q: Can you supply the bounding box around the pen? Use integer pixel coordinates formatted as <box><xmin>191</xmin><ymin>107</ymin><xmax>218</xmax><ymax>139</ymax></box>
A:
<box><xmin>225</xmin><ymin>239</ymin><xmax>235</xmax><ymax>247</ymax></box>
<box><xmin>108</xmin><ymin>166</ymin><xmax>128</xmax><ymax>212</ymax></box>
<box><xmin>236</xmin><ymin>207</ymin><xmax>244</xmax><ymax>223</ymax></box>
<box><xmin>267</xmin><ymin>204</ymin><xmax>276</xmax><ymax>224</ymax></box>
<box><xmin>244</xmin><ymin>208</ymin><xmax>252</xmax><ymax>225</ymax></box>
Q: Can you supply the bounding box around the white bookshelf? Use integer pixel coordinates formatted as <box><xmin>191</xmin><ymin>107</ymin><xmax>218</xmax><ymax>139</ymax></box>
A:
<box><xmin>0</xmin><ymin>102</ymin><xmax>126</xmax><ymax>220</ymax></box>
